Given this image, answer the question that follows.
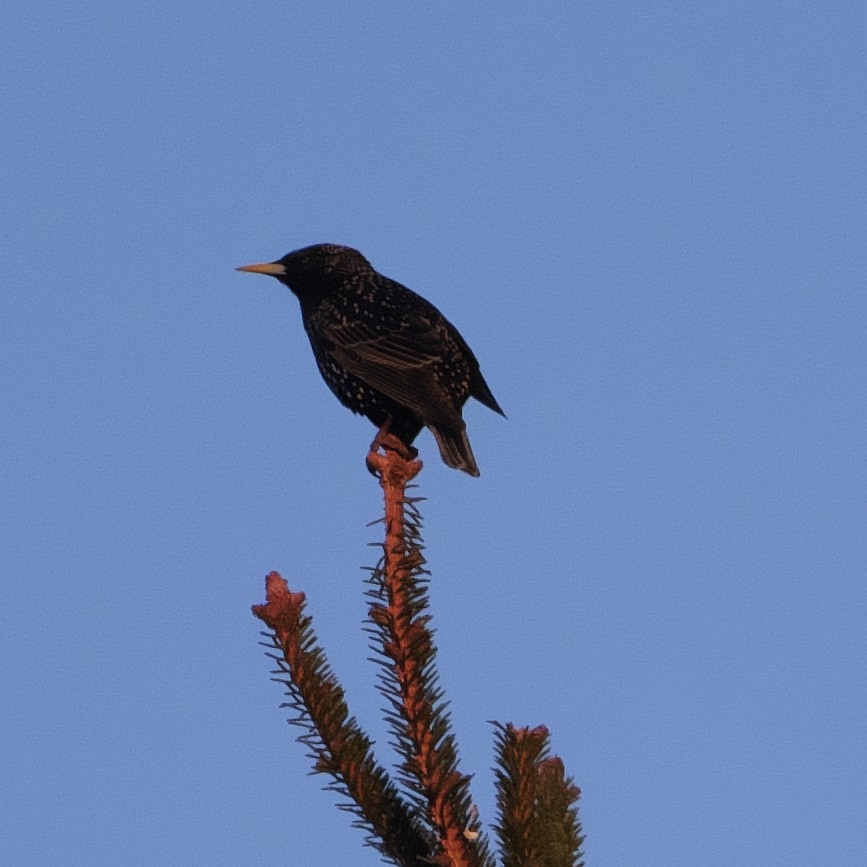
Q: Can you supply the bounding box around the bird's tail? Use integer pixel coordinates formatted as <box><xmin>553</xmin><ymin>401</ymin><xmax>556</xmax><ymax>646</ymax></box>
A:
<box><xmin>429</xmin><ymin>424</ymin><xmax>481</xmax><ymax>477</ymax></box>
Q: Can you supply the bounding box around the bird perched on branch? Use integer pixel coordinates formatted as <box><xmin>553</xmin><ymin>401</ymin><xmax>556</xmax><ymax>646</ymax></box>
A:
<box><xmin>237</xmin><ymin>244</ymin><xmax>505</xmax><ymax>476</ymax></box>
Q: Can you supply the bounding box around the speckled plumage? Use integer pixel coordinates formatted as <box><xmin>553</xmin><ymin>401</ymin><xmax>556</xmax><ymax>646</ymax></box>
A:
<box><xmin>237</xmin><ymin>244</ymin><xmax>504</xmax><ymax>476</ymax></box>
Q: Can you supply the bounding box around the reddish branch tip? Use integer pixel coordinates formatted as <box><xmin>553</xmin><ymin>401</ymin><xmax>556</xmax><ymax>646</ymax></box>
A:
<box><xmin>366</xmin><ymin>445</ymin><xmax>423</xmax><ymax>485</ymax></box>
<box><xmin>252</xmin><ymin>571</ymin><xmax>306</xmax><ymax>631</ymax></box>
<box><xmin>366</xmin><ymin>424</ymin><xmax>423</xmax><ymax>483</ymax></box>
<box><xmin>507</xmin><ymin>723</ymin><xmax>549</xmax><ymax>741</ymax></box>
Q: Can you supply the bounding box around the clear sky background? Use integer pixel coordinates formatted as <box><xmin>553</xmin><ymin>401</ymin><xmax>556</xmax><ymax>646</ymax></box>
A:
<box><xmin>2</xmin><ymin>3</ymin><xmax>864</xmax><ymax>865</ymax></box>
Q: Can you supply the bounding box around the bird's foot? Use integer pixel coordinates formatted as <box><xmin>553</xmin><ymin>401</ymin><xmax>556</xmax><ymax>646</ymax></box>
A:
<box><xmin>368</xmin><ymin>420</ymin><xmax>418</xmax><ymax>461</ymax></box>
<box><xmin>366</xmin><ymin>423</ymin><xmax>421</xmax><ymax>480</ymax></box>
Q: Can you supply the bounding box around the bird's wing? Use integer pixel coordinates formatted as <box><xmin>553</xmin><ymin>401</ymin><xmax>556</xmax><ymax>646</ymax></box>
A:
<box><xmin>318</xmin><ymin>314</ymin><xmax>465</xmax><ymax>429</ymax></box>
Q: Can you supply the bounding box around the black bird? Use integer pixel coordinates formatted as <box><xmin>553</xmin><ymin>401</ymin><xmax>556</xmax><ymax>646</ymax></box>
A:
<box><xmin>236</xmin><ymin>244</ymin><xmax>504</xmax><ymax>476</ymax></box>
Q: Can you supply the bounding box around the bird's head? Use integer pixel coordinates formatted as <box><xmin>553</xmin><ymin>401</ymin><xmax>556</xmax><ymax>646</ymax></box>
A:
<box><xmin>236</xmin><ymin>244</ymin><xmax>373</xmax><ymax>304</ymax></box>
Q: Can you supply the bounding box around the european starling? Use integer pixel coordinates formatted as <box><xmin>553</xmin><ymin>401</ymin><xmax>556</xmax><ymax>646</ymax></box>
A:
<box><xmin>236</xmin><ymin>244</ymin><xmax>504</xmax><ymax>476</ymax></box>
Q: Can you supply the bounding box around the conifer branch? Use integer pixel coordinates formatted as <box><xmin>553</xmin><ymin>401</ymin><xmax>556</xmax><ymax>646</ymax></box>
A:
<box><xmin>366</xmin><ymin>442</ymin><xmax>493</xmax><ymax>867</ymax></box>
<box><xmin>493</xmin><ymin>724</ymin><xmax>585</xmax><ymax>867</ymax></box>
<box><xmin>534</xmin><ymin>756</ymin><xmax>585</xmax><ymax>867</ymax></box>
<box><xmin>253</xmin><ymin>572</ymin><xmax>433</xmax><ymax>865</ymax></box>
<box><xmin>252</xmin><ymin>439</ymin><xmax>584</xmax><ymax>866</ymax></box>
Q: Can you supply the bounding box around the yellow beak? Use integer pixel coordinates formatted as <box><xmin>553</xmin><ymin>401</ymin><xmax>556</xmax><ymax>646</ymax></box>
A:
<box><xmin>235</xmin><ymin>262</ymin><xmax>286</xmax><ymax>276</ymax></box>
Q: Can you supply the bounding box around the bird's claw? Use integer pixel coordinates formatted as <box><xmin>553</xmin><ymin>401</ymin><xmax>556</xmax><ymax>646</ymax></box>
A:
<box><xmin>366</xmin><ymin>424</ymin><xmax>419</xmax><ymax>476</ymax></box>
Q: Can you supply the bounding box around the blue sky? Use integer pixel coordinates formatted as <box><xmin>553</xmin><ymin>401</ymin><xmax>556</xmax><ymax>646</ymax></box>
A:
<box><xmin>2</xmin><ymin>3</ymin><xmax>864</xmax><ymax>865</ymax></box>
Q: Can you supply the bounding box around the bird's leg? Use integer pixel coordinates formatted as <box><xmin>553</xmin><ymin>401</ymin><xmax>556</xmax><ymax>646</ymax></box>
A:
<box><xmin>372</xmin><ymin>418</ymin><xmax>418</xmax><ymax>460</ymax></box>
<box><xmin>366</xmin><ymin>419</ymin><xmax>418</xmax><ymax>476</ymax></box>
